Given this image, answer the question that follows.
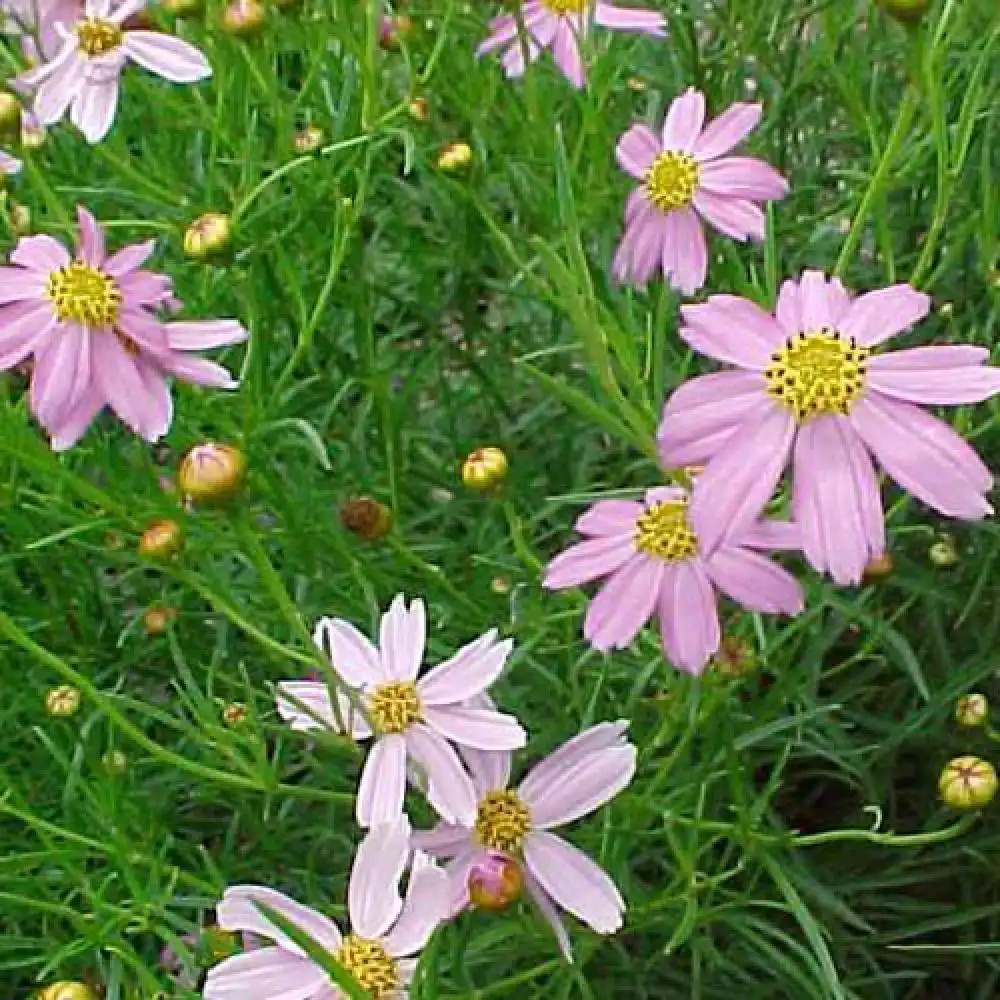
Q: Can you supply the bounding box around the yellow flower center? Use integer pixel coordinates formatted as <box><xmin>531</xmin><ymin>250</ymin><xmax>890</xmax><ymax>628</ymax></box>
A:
<box><xmin>46</xmin><ymin>262</ymin><xmax>122</xmax><ymax>327</ymax></box>
<box><xmin>765</xmin><ymin>328</ymin><xmax>870</xmax><ymax>422</ymax></box>
<box><xmin>334</xmin><ymin>935</ymin><xmax>399</xmax><ymax>999</ymax></box>
<box><xmin>542</xmin><ymin>0</ymin><xmax>588</xmax><ymax>12</ymax></box>
<box><xmin>368</xmin><ymin>681</ymin><xmax>422</xmax><ymax>734</ymax></box>
<box><xmin>474</xmin><ymin>790</ymin><xmax>531</xmax><ymax>852</ymax></box>
<box><xmin>644</xmin><ymin>151</ymin><xmax>700</xmax><ymax>213</ymax></box>
<box><xmin>634</xmin><ymin>500</ymin><xmax>699</xmax><ymax>562</ymax></box>
<box><xmin>75</xmin><ymin>17</ymin><xmax>123</xmax><ymax>57</ymax></box>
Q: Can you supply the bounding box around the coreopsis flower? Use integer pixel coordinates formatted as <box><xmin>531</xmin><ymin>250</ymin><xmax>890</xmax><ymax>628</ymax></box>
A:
<box><xmin>543</xmin><ymin>486</ymin><xmax>802</xmax><ymax>673</ymax></box>
<box><xmin>412</xmin><ymin>722</ymin><xmax>636</xmax><ymax>960</ymax></box>
<box><xmin>205</xmin><ymin>819</ymin><xmax>450</xmax><ymax>1000</ymax></box>
<box><xmin>613</xmin><ymin>88</ymin><xmax>788</xmax><ymax>294</ymax></box>
<box><xmin>16</xmin><ymin>0</ymin><xmax>211</xmax><ymax>144</ymax></box>
<box><xmin>477</xmin><ymin>0</ymin><xmax>665</xmax><ymax>89</ymax></box>
<box><xmin>658</xmin><ymin>272</ymin><xmax>1000</xmax><ymax>585</ymax></box>
<box><xmin>276</xmin><ymin>595</ymin><xmax>526</xmax><ymax>827</ymax></box>
<box><xmin>0</xmin><ymin>205</ymin><xmax>247</xmax><ymax>450</ymax></box>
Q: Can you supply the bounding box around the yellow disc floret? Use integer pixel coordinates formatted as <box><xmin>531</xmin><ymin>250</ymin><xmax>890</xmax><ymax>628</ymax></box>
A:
<box><xmin>335</xmin><ymin>935</ymin><xmax>399</xmax><ymax>999</ymax></box>
<box><xmin>644</xmin><ymin>151</ymin><xmax>700</xmax><ymax>213</ymax></box>
<box><xmin>75</xmin><ymin>17</ymin><xmax>123</xmax><ymax>57</ymax></box>
<box><xmin>634</xmin><ymin>499</ymin><xmax>699</xmax><ymax>562</ymax></box>
<box><xmin>368</xmin><ymin>681</ymin><xmax>422</xmax><ymax>734</ymax></box>
<box><xmin>46</xmin><ymin>262</ymin><xmax>121</xmax><ymax>326</ymax></box>
<box><xmin>474</xmin><ymin>790</ymin><xmax>532</xmax><ymax>852</ymax></box>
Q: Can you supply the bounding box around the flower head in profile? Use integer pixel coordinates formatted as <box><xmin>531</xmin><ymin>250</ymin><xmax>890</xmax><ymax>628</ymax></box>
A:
<box><xmin>412</xmin><ymin>722</ymin><xmax>636</xmax><ymax>961</ymax></box>
<box><xmin>0</xmin><ymin>205</ymin><xmax>247</xmax><ymax>450</ymax></box>
<box><xmin>276</xmin><ymin>595</ymin><xmax>526</xmax><ymax>828</ymax></box>
<box><xmin>205</xmin><ymin>819</ymin><xmax>450</xmax><ymax>1000</ymax></box>
<box><xmin>477</xmin><ymin>0</ymin><xmax>665</xmax><ymax>89</ymax></box>
<box><xmin>613</xmin><ymin>88</ymin><xmax>788</xmax><ymax>294</ymax></box>
<box><xmin>658</xmin><ymin>272</ymin><xmax>1000</xmax><ymax>584</ymax></box>
<box><xmin>543</xmin><ymin>487</ymin><xmax>802</xmax><ymax>673</ymax></box>
<box><xmin>17</xmin><ymin>0</ymin><xmax>211</xmax><ymax>143</ymax></box>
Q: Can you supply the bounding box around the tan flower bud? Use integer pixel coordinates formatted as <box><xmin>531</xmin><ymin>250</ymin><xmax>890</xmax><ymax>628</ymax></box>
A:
<box><xmin>928</xmin><ymin>536</ymin><xmax>958</xmax><ymax>568</ymax></box>
<box><xmin>468</xmin><ymin>853</ymin><xmax>522</xmax><ymax>911</ymax></box>
<box><xmin>221</xmin><ymin>0</ymin><xmax>267</xmax><ymax>34</ymax></box>
<box><xmin>143</xmin><ymin>605</ymin><xmax>177</xmax><ymax>635</ymax></box>
<box><xmin>955</xmin><ymin>693</ymin><xmax>989</xmax><ymax>729</ymax></box>
<box><xmin>437</xmin><ymin>141</ymin><xmax>473</xmax><ymax>172</ymax></box>
<box><xmin>45</xmin><ymin>685</ymin><xmax>81</xmax><ymax>718</ymax></box>
<box><xmin>37</xmin><ymin>984</ymin><xmax>99</xmax><ymax>1000</ymax></box>
<box><xmin>138</xmin><ymin>519</ymin><xmax>184</xmax><ymax>560</ymax></box>
<box><xmin>293</xmin><ymin>124</ymin><xmax>324</xmax><ymax>154</ymax></box>
<box><xmin>222</xmin><ymin>701</ymin><xmax>249</xmax><ymax>726</ymax></box>
<box><xmin>379</xmin><ymin>13</ymin><xmax>413</xmax><ymax>48</ymax></box>
<box><xmin>461</xmin><ymin>446</ymin><xmax>507</xmax><ymax>491</ymax></box>
<box><xmin>20</xmin><ymin>114</ymin><xmax>47</xmax><ymax>150</ymax></box>
<box><xmin>862</xmin><ymin>552</ymin><xmax>894</xmax><ymax>581</ymax></box>
<box><xmin>712</xmin><ymin>636</ymin><xmax>756</xmax><ymax>678</ymax></box>
<box><xmin>183</xmin><ymin>212</ymin><xmax>233</xmax><ymax>262</ymax></box>
<box><xmin>0</xmin><ymin>92</ymin><xmax>21</xmax><ymax>141</ymax></box>
<box><xmin>491</xmin><ymin>576</ymin><xmax>510</xmax><ymax>595</ymax></box>
<box><xmin>939</xmin><ymin>756</ymin><xmax>997</xmax><ymax>810</ymax></box>
<box><xmin>407</xmin><ymin>96</ymin><xmax>429</xmax><ymax>121</ymax></box>
<box><xmin>8</xmin><ymin>200</ymin><xmax>31</xmax><ymax>236</ymax></box>
<box><xmin>161</xmin><ymin>0</ymin><xmax>204</xmax><ymax>14</ymax></box>
<box><xmin>339</xmin><ymin>497</ymin><xmax>393</xmax><ymax>541</ymax></box>
<box><xmin>102</xmin><ymin>749</ymin><xmax>127</xmax><ymax>773</ymax></box>
<box><xmin>626</xmin><ymin>76</ymin><xmax>647</xmax><ymax>92</ymax></box>
<box><xmin>178</xmin><ymin>442</ymin><xmax>246</xmax><ymax>504</ymax></box>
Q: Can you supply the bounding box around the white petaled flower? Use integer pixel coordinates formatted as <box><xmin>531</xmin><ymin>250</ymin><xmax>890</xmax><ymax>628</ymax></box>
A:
<box><xmin>276</xmin><ymin>594</ymin><xmax>526</xmax><ymax>828</ymax></box>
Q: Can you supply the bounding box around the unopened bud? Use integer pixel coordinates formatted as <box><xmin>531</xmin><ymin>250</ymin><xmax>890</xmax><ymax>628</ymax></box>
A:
<box><xmin>461</xmin><ymin>446</ymin><xmax>507</xmax><ymax>491</ymax></box>
<box><xmin>955</xmin><ymin>693</ymin><xmax>989</xmax><ymax>729</ymax></box>
<box><xmin>862</xmin><ymin>552</ymin><xmax>894</xmax><ymax>582</ymax></box>
<box><xmin>468</xmin><ymin>852</ymin><xmax>522</xmax><ymax>911</ymax></box>
<box><xmin>437</xmin><ymin>141</ymin><xmax>473</xmax><ymax>172</ymax></box>
<box><xmin>878</xmin><ymin>0</ymin><xmax>930</xmax><ymax>25</ymax></box>
<box><xmin>293</xmin><ymin>124</ymin><xmax>323</xmax><ymax>154</ymax></box>
<box><xmin>712</xmin><ymin>636</ymin><xmax>756</xmax><ymax>678</ymax></box>
<box><xmin>939</xmin><ymin>756</ymin><xmax>997</xmax><ymax>811</ymax></box>
<box><xmin>178</xmin><ymin>442</ymin><xmax>246</xmax><ymax>504</ymax></box>
<box><xmin>183</xmin><ymin>212</ymin><xmax>232</xmax><ymax>262</ymax></box>
<box><xmin>143</xmin><ymin>605</ymin><xmax>177</xmax><ymax>635</ymax></box>
<box><xmin>8</xmin><ymin>200</ymin><xmax>30</xmax><ymax>236</ymax></box>
<box><xmin>937</xmin><ymin>301</ymin><xmax>954</xmax><ymax>318</ymax></box>
<box><xmin>37</xmin><ymin>984</ymin><xmax>99</xmax><ymax>1000</ymax></box>
<box><xmin>0</xmin><ymin>92</ymin><xmax>21</xmax><ymax>141</ymax></box>
<box><xmin>222</xmin><ymin>701</ymin><xmax>249</xmax><ymax>726</ymax></box>
<box><xmin>138</xmin><ymin>519</ymin><xmax>184</xmax><ymax>560</ymax></box>
<box><xmin>407</xmin><ymin>96</ymin><xmax>429</xmax><ymax>121</ymax></box>
<box><xmin>379</xmin><ymin>13</ymin><xmax>412</xmax><ymax>48</ymax></box>
<box><xmin>45</xmin><ymin>685</ymin><xmax>81</xmax><ymax>718</ymax></box>
<box><xmin>491</xmin><ymin>576</ymin><xmax>510</xmax><ymax>595</ymax></box>
<box><xmin>339</xmin><ymin>497</ymin><xmax>393</xmax><ymax>541</ymax></box>
<box><xmin>626</xmin><ymin>76</ymin><xmax>647</xmax><ymax>92</ymax></box>
<box><xmin>20</xmin><ymin>112</ymin><xmax>46</xmax><ymax>150</ymax></box>
<box><xmin>929</xmin><ymin>536</ymin><xmax>958</xmax><ymax>568</ymax></box>
<box><xmin>102</xmin><ymin>749</ymin><xmax>127</xmax><ymax>773</ymax></box>
<box><xmin>162</xmin><ymin>0</ymin><xmax>204</xmax><ymax>13</ymax></box>
<box><xmin>221</xmin><ymin>0</ymin><xmax>267</xmax><ymax>33</ymax></box>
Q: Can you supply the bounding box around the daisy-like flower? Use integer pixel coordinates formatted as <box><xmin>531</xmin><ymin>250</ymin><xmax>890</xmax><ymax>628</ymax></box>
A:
<box><xmin>412</xmin><ymin>722</ymin><xmax>636</xmax><ymax>961</ymax></box>
<box><xmin>17</xmin><ymin>0</ymin><xmax>211</xmax><ymax>144</ymax></box>
<box><xmin>477</xmin><ymin>0</ymin><xmax>665</xmax><ymax>90</ymax></box>
<box><xmin>658</xmin><ymin>272</ymin><xmax>1000</xmax><ymax>585</ymax></box>
<box><xmin>613</xmin><ymin>88</ymin><xmax>788</xmax><ymax>294</ymax></box>
<box><xmin>205</xmin><ymin>818</ymin><xmax>450</xmax><ymax>1000</ymax></box>
<box><xmin>543</xmin><ymin>486</ymin><xmax>802</xmax><ymax>672</ymax></box>
<box><xmin>0</xmin><ymin>205</ymin><xmax>247</xmax><ymax>450</ymax></box>
<box><xmin>276</xmin><ymin>595</ymin><xmax>526</xmax><ymax>828</ymax></box>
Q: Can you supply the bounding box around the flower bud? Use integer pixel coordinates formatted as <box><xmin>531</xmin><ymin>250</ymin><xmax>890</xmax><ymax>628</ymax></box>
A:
<box><xmin>162</xmin><ymin>0</ymin><xmax>204</xmax><ymax>14</ymax></box>
<box><xmin>183</xmin><ymin>212</ymin><xmax>232</xmax><ymax>262</ymax></box>
<box><xmin>877</xmin><ymin>0</ymin><xmax>930</xmax><ymax>25</ymax></box>
<box><xmin>178</xmin><ymin>442</ymin><xmax>246</xmax><ymax>504</ymax></box>
<box><xmin>143</xmin><ymin>605</ymin><xmax>177</xmax><ymax>635</ymax></box>
<box><xmin>939</xmin><ymin>756</ymin><xmax>997</xmax><ymax>811</ymax></box>
<box><xmin>467</xmin><ymin>852</ymin><xmax>522</xmax><ymax>911</ymax></box>
<box><xmin>339</xmin><ymin>497</ymin><xmax>393</xmax><ymax>541</ymax></box>
<box><xmin>407</xmin><ymin>96</ymin><xmax>429</xmax><ymax>122</ymax></box>
<box><xmin>437</xmin><ymin>141</ymin><xmax>473</xmax><ymax>172</ymax></box>
<box><xmin>862</xmin><ymin>552</ymin><xmax>894</xmax><ymax>582</ymax></box>
<box><xmin>712</xmin><ymin>636</ymin><xmax>756</xmax><ymax>678</ymax></box>
<box><xmin>491</xmin><ymin>576</ymin><xmax>510</xmax><ymax>595</ymax></box>
<box><xmin>20</xmin><ymin>112</ymin><xmax>47</xmax><ymax>150</ymax></box>
<box><xmin>222</xmin><ymin>701</ymin><xmax>249</xmax><ymax>726</ymax></box>
<box><xmin>221</xmin><ymin>0</ymin><xmax>267</xmax><ymax>33</ymax></box>
<box><xmin>8</xmin><ymin>200</ymin><xmax>31</xmax><ymax>236</ymax></box>
<box><xmin>292</xmin><ymin>124</ymin><xmax>323</xmax><ymax>154</ymax></box>
<box><xmin>138</xmin><ymin>519</ymin><xmax>184</xmax><ymax>561</ymax></box>
<box><xmin>955</xmin><ymin>693</ymin><xmax>989</xmax><ymax>729</ymax></box>
<box><xmin>37</xmin><ymin>984</ymin><xmax>99</xmax><ymax>1000</ymax></box>
<box><xmin>0</xmin><ymin>92</ymin><xmax>21</xmax><ymax>141</ymax></box>
<box><xmin>379</xmin><ymin>13</ymin><xmax>413</xmax><ymax>48</ymax></box>
<box><xmin>626</xmin><ymin>76</ymin><xmax>647</xmax><ymax>92</ymax></box>
<box><xmin>928</xmin><ymin>535</ymin><xmax>958</xmax><ymax>568</ymax></box>
<box><xmin>45</xmin><ymin>685</ymin><xmax>81</xmax><ymax>718</ymax></box>
<box><xmin>102</xmin><ymin>749</ymin><xmax>127</xmax><ymax>773</ymax></box>
<box><xmin>461</xmin><ymin>446</ymin><xmax>507</xmax><ymax>491</ymax></box>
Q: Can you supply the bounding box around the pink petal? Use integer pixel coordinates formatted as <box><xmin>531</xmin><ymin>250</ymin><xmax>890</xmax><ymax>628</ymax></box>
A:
<box><xmin>680</xmin><ymin>294</ymin><xmax>786</xmax><ymax>369</ymax></box>
<box><xmin>216</xmin><ymin>886</ymin><xmax>342</xmax><ymax>957</ymax></box>
<box><xmin>123</xmin><ymin>30</ymin><xmax>212</xmax><ymax>82</ymax></box>
<box><xmin>382</xmin><ymin>862</ymin><xmax>450</xmax><ymax>957</ymax></box>
<box><xmin>500</xmin><ymin>32</ymin><xmax>542</xmax><ymax>77</ymax></box>
<box><xmin>117</xmin><ymin>306</ymin><xmax>168</xmax><ymax>354</ymax></box>
<box><xmin>33</xmin><ymin>50</ymin><xmax>84</xmax><ymax>125</ymax></box>
<box><xmin>166</xmin><ymin>319</ymin><xmax>248</xmax><ymax>351</ymax></box>
<box><xmin>775</xmin><ymin>278</ymin><xmax>802</xmax><ymax>336</ymax></box>
<box><xmin>380</xmin><ymin>594</ymin><xmax>425</xmax><ymax>681</ymax></box>
<box><xmin>102</xmin><ymin>239</ymin><xmax>155</xmax><ymax>277</ymax></box>
<box><xmin>612</xmin><ymin>204</ymin><xmax>667</xmax><ymax>285</ymax></box>
<box><xmin>418</xmin><ymin>632</ymin><xmax>512</xmax><ymax>706</ymax></box>
<box><xmin>49</xmin><ymin>385</ymin><xmax>103</xmax><ymax>451</ymax></box>
<box><xmin>410</xmin><ymin>823</ymin><xmax>475</xmax><ymax>858</ymax></box>
<box><xmin>657</xmin><ymin>370</ymin><xmax>772</xmax><ymax>467</ymax></box>
<box><xmin>523</xmin><ymin>831</ymin><xmax>624</xmax><ymax>934</ymax></box>
<box><xmin>0</xmin><ymin>265</ymin><xmax>47</xmax><ymax>304</ymax></box>
<box><xmin>356</xmin><ymin>734</ymin><xmax>407</xmax><ymax>828</ymax></box>
<box><xmin>664</xmin><ymin>207</ymin><xmax>707</xmax><ymax>295</ymax></box>
<box><xmin>10</xmin><ymin>234</ymin><xmax>70</xmax><ymax>272</ymax></box>
<box><xmin>476</xmin><ymin>3</ymin><xmax>549</xmax><ymax>55</ymax></box>
<box><xmin>30</xmin><ymin>321</ymin><xmax>89</xmax><ymax>429</ymax></box>
<box><xmin>692</xmin><ymin>189</ymin><xmax>765</xmax><ymax>241</ymax></box>
<box><xmin>0</xmin><ymin>302</ymin><xmax>56</xmax><ymax>368</ymax></box>
<box><xmin>798</xmin><ymin>270</ymin><xmax>840</xmax><ymax>331</ymax></box>
<box><xmin>850</xmin><ymin>393</ymin><xmax>992</xmax><ymax>519</ymax></box>
<box><xmin>698</xmin><ymin>156</ymin><xmax>788</xmax><ymax>200</ymax></box>
<box><xmin>543</xmin><ymin>534</ymin><xmax>636</xmax><ymax>590</ymax></box>
<box><xmin>736</xmin><ymin>518</ymin><xmax>801</xmax><ymax>552</ymax></box>
<box><xmin>866</xmin><ymin>347</ymin><xmax>1000</xmax><ymax>405</ymax></box>
<box><xmin>203</xmin><ymin>946</ymin><xmax>326</xmax><ymax>1000</ymax></box>
<box><xmin>575</xmin><ymin>499</ymin><xmax>643</xmax><ymax>537</ymax></box>
<box><xmin>583</xmin><ymin>553</ymin><xmax>664</xmax><ymax>652</ymax></box>
<box><xmin>837</xmin><ymin>284</ymin><xmax>930</xmax><ymax>347</ymax></box>
<box><xmin>657</xmin><ymin>560</ymin><xmax>720</xmax><ymax>674</ymax></box>
<box><xmin>615</xmin><ymin>123</ymin><xmax>660</xmax><ymax>178</ymax></box>
<box><xmin>405</xmin><ymin>723</ymin><xmax>477</xmax><ymax>826</ymax></box>
<box><xmin>160</xmin><ymin>352</ymin><xmax>239</xmax><ymax>389</ymax></box>
<box><xmin>91</xmin><ymin>331</ymin><xmax>163</xmax><ymax>438</ymax></box>
<box><xmin>275</xmin><ymin>680</ymin><xmax>371</xmax><ymax>739</ymax></box>
<box><xmin>70</xmin><ymin>78</ymin><xmax>120</xmax><ymax>144</ymax></box>
<box><xmin>593</xmin><ymin>2</ymin><xmax>665</xmax><ymax>33</ymax></box>
<box><xmin>132</xmin><ymin>354</ymin><xmax>173</xmax><ymax>440</ymax></box>
<box><xmin>313</xmin><ymin>616</ymin><xmax>385</xmax><ymax>687</ymax></box>
<box><xmin>75</xmin><ymin>205</ymin><xmax>104</xmax><ymax>266</ymax></box>
<box><xmin>705</xmin><ymin>545</ymin><xmax>803</xmax><ymax>614</ymax></box>
<box><xmin>691</xmin><ymin>102</ymin><xmax>762</xmax><ymax>161</ymax></box>
<box><xmin>523</xmin><ymin>871</ymin><xmax>573</xmax><ymax>961</ymax></box>
<box><xmin>550</xmin><ymin>20</ymin><xmax>584</xmax><ymax>88</ymax></box>
<box><xmin>348</xmin><ymin>818</ymin><xmax>409</xmax><ymax>939</ymax></box>
<box><xmin>661</xmin><ymin>87</ymin><xmax>705</xmax><ymax>152</ymax></box>
<box><xmin>688</xmin><ymin>404</ymin><xmax>796</xmax><ymax>554</ymax></box>
<box><xmin>423</xmin><ymin>705</ymin><xmax>526</xmax><ymax>751</ymax></box>
<box><xmin>458</xmin><ymin>745</ymin><xmax>512</xmax><ymax>798</ymax></box>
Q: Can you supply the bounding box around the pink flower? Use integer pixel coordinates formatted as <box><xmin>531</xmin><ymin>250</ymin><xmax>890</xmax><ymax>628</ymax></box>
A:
<box><xmin>543</xmin><ymin>486</ymin><xmax>802</xmax><ymax>672</ymax></box>
<box><xmin>3</xmin><ymin>0</ymin><xmax>83</xmax><ymax>61</ymax></box>
<box><xmin>477</xmin><ymin>0</ymin><xmax>665</xmax><ymax>89</ymax></box>
<box><xmin>17</xmin><ymin>0</ymin><xmax>210</xmax><ymax>144</ymax></box>
<box><xmin>613</xmin><ymin>88</ymin><xmax>788</xmax><ymax>294</ymax></box>
<box><xmin>658</xmin><ymin>272</ymin><xmax>1000</xmax><ymax>584</ymax></box>
<box><xmin>412</xmin><ymin>722</ymin><xmax>636</xmax><ymax>961</ymax></box>
<box><xmin>276</xmin><ymin>595</ymin><xmax>526</xmax><ymax>828</ymax></box>
<box><xmin>0</xmin><ymin>205</ymin><xmax>247</xmax><ymax>450</ymax></box>
<box><xmin>205</xmin><ymin>818</ymin><xmax>450</xmax><ymax>1000</ymax></box>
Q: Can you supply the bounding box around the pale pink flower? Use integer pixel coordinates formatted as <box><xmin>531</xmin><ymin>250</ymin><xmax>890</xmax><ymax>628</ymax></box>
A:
<box><xmin>276</xmin><ymin>595</ymin><xmax>526</xmax><ymax>828</ymax></box>
<box><xmin>477</xmin><ymin>0</ymin><xmax>665</xmax><ymax>89</ymax></box>
<box><xmin>658</xmin><ymin>272</ymin><xmax>1000</xmax><ymax>585</ymax></box>
<box><xmin>17</xmin><ymin>0</ymin><xmax>210</xmax><ymax>144</ymax></box>
<box><xmin>0</xmin><ymin>205</ymin><xmax>247</xmax><ymax>450</ymax></box>
<box><xmin>2</xmin><ymin>0</ymin><xmax>83</xmax><ymax>60</ymax></box>
<box><xmin>205</xmin><ymin>818</ymin><xmax>450</xmax><ymax>1000</ymax></box>
<box><xmin>543</xmin><ymin>487</ymin><xmax>802</xmax><ymax>672</ymax></box>
<box><xmin>412</xmin><ymin>722</ymin><xmax>636</xmax><ymax>961</ymax></box>
<box><xmin>613</xmin><ymin>88</ymin><xmax>788</xmax><ymax>294</ymax></box>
